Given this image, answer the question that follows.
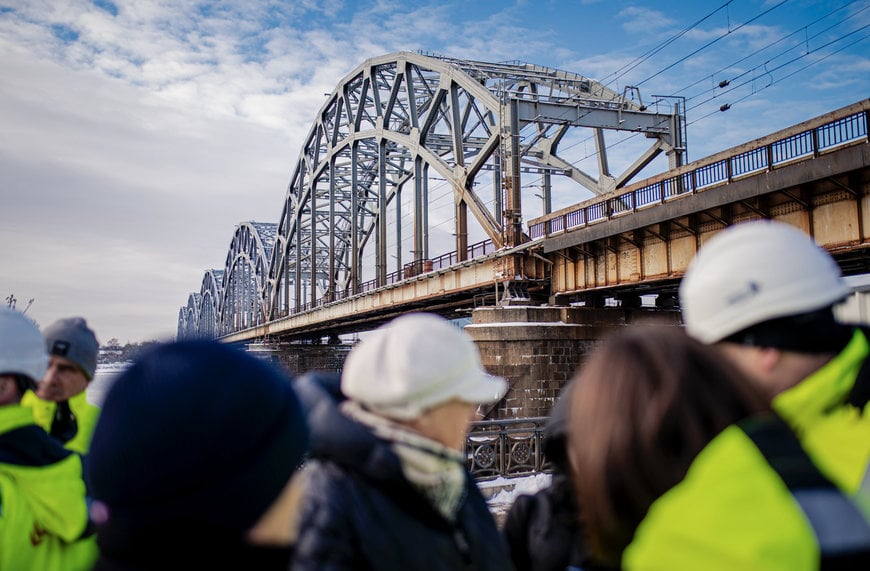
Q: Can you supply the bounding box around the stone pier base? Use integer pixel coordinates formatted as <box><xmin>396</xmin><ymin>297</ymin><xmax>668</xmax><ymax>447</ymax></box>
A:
<box><xmin>250</xmin><ymin>342</ymin><xmax>354</xmax><ymax>376</ymax></box>
<box><xmin>465</xmin><ymin>306</ymin><xmax>681</xmax><ymax>419</ymax></box>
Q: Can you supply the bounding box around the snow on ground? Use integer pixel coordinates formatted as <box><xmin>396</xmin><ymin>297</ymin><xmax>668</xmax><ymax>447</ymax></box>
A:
<box><xmin>480</xmin><ymin>472</ymin><xmax>552</xmax><ymax>527</ymax></box>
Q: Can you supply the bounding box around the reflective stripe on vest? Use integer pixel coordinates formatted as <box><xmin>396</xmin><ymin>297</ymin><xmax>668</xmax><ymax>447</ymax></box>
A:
<box><xmin>740</xmin><ymin>415</ymin><xmax>870</xmax><ymax>568</ymax></box>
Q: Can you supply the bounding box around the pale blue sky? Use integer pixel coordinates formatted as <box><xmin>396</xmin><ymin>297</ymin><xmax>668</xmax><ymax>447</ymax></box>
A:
<box><xmin>1</xmin><ymin>0</ymin><xmax>867</xmax><ymax>343</ymax></box>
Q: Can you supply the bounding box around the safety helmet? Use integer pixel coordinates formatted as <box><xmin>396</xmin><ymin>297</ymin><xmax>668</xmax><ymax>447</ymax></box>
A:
<box><xmin>0</xmin><ymin>307</ymin><xmax>48</xmax><ymax>382</ymax></box>
<box><xmin>679</xmin><ymin>220</ymin><xmax>851</xmax><ymax>344</ymax></box>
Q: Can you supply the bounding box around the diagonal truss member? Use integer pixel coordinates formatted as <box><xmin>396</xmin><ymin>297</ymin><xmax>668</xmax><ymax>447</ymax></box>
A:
<box><xmin>255</xmin><ymin>51</ymin><xmax>684</xmax><ymax>320</ymax></box>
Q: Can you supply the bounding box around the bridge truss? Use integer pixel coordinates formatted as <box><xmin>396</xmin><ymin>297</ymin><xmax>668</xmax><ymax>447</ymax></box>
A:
<box><xmin>178</xmin><ymin>51</ymin><xmax>684</xmax><ymax>340</ymax></box>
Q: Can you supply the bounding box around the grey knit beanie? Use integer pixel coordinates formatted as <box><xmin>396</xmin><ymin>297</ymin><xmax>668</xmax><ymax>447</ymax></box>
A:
<box><xmin>43</xmin><ymin>317</ymin><xmax>99</xmax><ymax>380</ymax></box>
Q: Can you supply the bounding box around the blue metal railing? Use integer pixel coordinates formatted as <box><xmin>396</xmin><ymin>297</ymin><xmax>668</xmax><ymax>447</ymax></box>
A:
<box><xmin>528</xmin><ymin>107</ymin><xmax>869</xmax><ymax>240</ymax></box>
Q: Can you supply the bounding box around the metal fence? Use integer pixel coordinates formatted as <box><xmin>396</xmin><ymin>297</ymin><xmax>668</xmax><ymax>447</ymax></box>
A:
<box><xmin>466</xmin><ymin>416</ymin><xmax>550</xmax><ymax>480</ymax></box>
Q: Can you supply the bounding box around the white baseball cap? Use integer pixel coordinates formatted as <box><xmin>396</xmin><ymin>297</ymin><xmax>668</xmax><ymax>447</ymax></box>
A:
<box><xmin>341</xmin><ymin>312</ymin><xmax>508</xmax><ymax>420</ymax></box>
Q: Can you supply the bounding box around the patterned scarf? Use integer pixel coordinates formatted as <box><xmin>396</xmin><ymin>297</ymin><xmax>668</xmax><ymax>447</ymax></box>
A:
<box><xmin>342</xmin><ymin>401</ymin><xmax>468</xmax><ymax>522</ymax></box>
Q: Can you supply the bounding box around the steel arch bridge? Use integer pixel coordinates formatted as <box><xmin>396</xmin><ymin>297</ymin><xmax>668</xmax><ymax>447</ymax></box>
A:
<box><xmin>178</xmin><ymin>51</ymin><xmax>684</xmax><ymax>341</ymax></box>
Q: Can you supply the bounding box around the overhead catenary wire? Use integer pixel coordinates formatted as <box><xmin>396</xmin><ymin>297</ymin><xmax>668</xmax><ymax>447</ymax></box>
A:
<box><xmin>671</xmin><ymin>0</ymin><xmax>866</xmax><ymax>98</ymax></box>
<box><xmin>376</xmin><ymin>1</ymin><xmax>870</xmax><ymax>270</ymax></box>
<box><xmin>687</xmin><ymin>29</ymin><xmax>870</xmax><ymax>126</ymax></box>
<box><xmin>634</xmin><ymin>0</ymin><xmax>791</xmax><ymax>88</ymax></box>
<box><xmin>554</xmin><ymin>0</ymin><xmax>869</xmax><ymax>164</ymax></box>
<box><xmin>600</xmin><ymin>1</ymin><xmax>736</xmax><ymax>88</ymax></box>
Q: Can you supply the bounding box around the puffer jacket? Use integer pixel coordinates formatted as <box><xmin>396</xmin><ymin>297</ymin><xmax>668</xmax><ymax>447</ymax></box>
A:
<box><xmin>290</xmin><ymin>372</ymin><xmax>514</xmax><ymax>571</ymax></box>
<box><xmin>502</xmin><ymin>472</ymin><xmax>591</xmax><ymax>571</ymax></box>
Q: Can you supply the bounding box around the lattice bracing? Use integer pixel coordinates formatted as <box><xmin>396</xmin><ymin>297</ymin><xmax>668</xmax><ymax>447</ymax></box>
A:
<box><xmin>179</xmin><ymin>51</ymin><xmax>684</xmax><ymax>339</ymax></box>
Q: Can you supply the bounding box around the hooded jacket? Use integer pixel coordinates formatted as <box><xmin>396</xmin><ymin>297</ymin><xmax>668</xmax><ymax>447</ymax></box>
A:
<box><xmin>290</xmin><ymin>372</ymin><xmax>513</xmax><ymax>571</ymax></box>
<box><xmin>0</xmin><ymin>404</ymin><xmax>97</xmax><ymax>570</ymax></box>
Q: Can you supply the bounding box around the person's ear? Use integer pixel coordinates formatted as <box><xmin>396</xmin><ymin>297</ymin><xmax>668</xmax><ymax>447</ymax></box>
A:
<box><xmin>755</xmin><ymin>346</ymin><xmax>782</xmax><ymax>374</ymax></box>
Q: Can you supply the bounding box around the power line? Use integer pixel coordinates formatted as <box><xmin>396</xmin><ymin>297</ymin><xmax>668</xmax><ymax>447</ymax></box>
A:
<box><xmin>685</xmin><ymin>24</ymin><xmax>869</xmax><ymax>115</ymax></box>
<box><xmin>671</xmin><ymin>0</ymin><xmax>866</xmax><ymax>98</ymax></box>
<box><xmin>601</xmin><ymin>1</ymin><xmax>735</xmax><ymax>88</ymax></box>
<box><xmin>635</xmin><ymin>0</ymin><xmax>791</xmax><ymax>88</ymax></box>
<box><xmin>687</xmin><ymin>29</ymin><xmax>870</xmax><ymax>125</ymax></box>
<box><xmin>555</xmin><ymin>1</ymin><xmax>868</xmax><ymax>164</ymax></box>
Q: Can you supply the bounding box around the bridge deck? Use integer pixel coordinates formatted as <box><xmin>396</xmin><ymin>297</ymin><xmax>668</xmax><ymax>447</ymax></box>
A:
<box><xmin>218</xmin><ymin>99</ymin><xmax>869</xmax><ymax>342</ymax></box>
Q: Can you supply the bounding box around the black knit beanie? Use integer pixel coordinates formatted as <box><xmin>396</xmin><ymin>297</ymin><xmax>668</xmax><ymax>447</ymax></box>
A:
<box><xmin>86</xmin><ymin>339</ymin><xmax>309</xmax><ymax>535</ymax></box>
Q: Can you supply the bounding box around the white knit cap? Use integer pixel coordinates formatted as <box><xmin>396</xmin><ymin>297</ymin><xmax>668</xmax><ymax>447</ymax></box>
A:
<box><xmin>341</xmin><ymin>313</ymin><xmax>507</xmax><ymax>420</ymax></box>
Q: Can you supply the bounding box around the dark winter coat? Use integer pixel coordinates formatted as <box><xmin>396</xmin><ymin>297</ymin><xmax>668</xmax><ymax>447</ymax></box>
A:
<box><xmin>502</xmin><ymin>472</ymin><xmax>591</xmax><ymax>571</ymax></box>
<box><xmin>290</xmin><ymin>372</ymin><xmax>514</xmax><ymax>571</ymax></box>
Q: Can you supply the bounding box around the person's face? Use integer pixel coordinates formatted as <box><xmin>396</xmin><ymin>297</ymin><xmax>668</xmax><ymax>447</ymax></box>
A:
<box><xmin>715</xmin><ymin>342</ymin><xmax>797</xmax><ymax>399</ymax></box>
<box><xmin>414</xmin><ymin>399</ymin><xmax>477</xmax><ymax>451</ymax></box>
<box><xmin>0</xmin><ymin>374</ymin><xmax>21</xmax><ymax>405</ymax></box>
<box><xmin>38</xmin><ymin>355</ymin><xmax>88</xmax><ymax>401</ymax></box>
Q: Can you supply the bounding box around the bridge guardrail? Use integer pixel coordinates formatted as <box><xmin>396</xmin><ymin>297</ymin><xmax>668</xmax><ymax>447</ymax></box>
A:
<box><xmin>467</xmin><ymin>416</ymin><xmax>550</xmax><ymax>480</ymax></box>
<box><xmin>528</xmin><ymin>106</ymin><xmax>869</xmax><ymax>240</ymax></box>
<box><xmin>354</xmin><ymin>238</ymin><xmax>495</xmax><ymax>298</ymax></box>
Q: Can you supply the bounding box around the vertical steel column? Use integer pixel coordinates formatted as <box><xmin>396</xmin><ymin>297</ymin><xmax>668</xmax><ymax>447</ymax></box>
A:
<box><xmin>422</xmin><ymin>161</ymin><xmax>430</xmax><ymax>260</ymax></box>
<box><xmin>309</xmin><ymin>182</ymin><xmax>317</xmax><ymax>307</ymax></box>
<box><xmin>507</xmin><ymin>98</ymin><xmax>522</xmax><ymax>248</ymax></box>
<box><xmin>328</xmin><ymin>158</ymin><xmax>336</xmax><ymax>302</ymax></box>
<box><xmin>351</xmin><ymin>143</ymin><xmax>360</xmax><ymax>295</ymax></box>
<box><xmin>456</xmin><ymin>196</ymin><xmax>468</xmax><ymax>262</ymax></box>
<box><xmin>450</xmin><ymin>83</ymin><xmax>468</xmax><ymax>261</ymax></box>
<box><xmin>542</xmin><ymin>169</ymin><xmax>552</xmax><ymax>215</ymax></box>
<box><xmin>414</xmin><ymin>156</ymin><xmax>424</xmax><ymax>265</ymax></box>
<box><xmin>493</xmin><ymin>153</ymin><xmax>503</xmax><ymax>223</ymax></box>
<box><xmin>669</xmin><ymin>99</ymin><xmax>687</xmax><ymax>168</ymax></box>
<box><xmin>294</xmin><ymin>201</ymin><xmax>302</xmax><ymax>312</ymax></box>
<box><xmin>395</xmin><ymin>183</ymin><xmax>403</xmax><ymax>272</ymax></box>
<box><xmin>377</xmin><ymin>140</ymin><xmax>387</xmax><ymax>285</ymax></box>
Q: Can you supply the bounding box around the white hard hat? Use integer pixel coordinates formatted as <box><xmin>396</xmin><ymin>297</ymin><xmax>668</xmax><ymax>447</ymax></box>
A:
<box><xmin>0</xmin><ymin>307</ymin><xmax>48</xmax><ymax>381</ymax></box>
<box><xmin>679</xmin><ymin>220</ymin><xmax>851</xmax><ymax>344</ymax></box>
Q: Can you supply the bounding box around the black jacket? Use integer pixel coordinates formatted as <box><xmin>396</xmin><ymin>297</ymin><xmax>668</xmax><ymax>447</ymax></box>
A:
<box><xmin>502</xmin><ymin>472</ymin><xmax>591</xmax><ymax>571</ymax></box>
<box><xmin>291</xmin><ymin>372</ymin><xmax>514</xmax><ymax>571</ymax></box>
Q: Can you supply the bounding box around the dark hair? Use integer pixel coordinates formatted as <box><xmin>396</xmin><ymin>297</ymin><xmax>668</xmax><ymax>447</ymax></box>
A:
<box><xmin>13</xmin><ymin>374</ymin><xmax>35</xmax><ymax>395</ymax></box>
<box><xmin>566</xmin><ymin>326</ymin><xmax>769</xmax><ymax>566</ymax></box>
<box><xmin>723</xmin><ymin>306</ymin><xmax>853</xmax><ymax>353</ymax></box>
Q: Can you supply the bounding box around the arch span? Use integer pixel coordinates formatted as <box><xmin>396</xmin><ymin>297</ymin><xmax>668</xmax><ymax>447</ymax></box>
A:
<box><xmin>179</xmin><ymin>51</ymin><xmax>683</xmax><ymax>339</ymax></box>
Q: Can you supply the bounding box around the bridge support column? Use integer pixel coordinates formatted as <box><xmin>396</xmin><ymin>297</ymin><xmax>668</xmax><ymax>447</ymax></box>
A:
<box><xmin>465</xmin><ymin>306</ymin><xmax>681</xmax><ymax>420</ymax></box>
<box><xmin>249</xmin><ymin>342</ymin><xmax>354</xmax><ymax>376</ymax></box>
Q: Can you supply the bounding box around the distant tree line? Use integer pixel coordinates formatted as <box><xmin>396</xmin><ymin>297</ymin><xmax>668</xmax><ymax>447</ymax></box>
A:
<box><xmin>98</xmin><ymin>339</ymin><xmax>161</xmax><ymax>364</ymax></box>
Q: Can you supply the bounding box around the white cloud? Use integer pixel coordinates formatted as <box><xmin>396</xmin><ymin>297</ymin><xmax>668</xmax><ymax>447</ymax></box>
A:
<box><xmin>1</xmin><ymin>0</ymin><xmax>867</xmax><ymax>343</ymax></box>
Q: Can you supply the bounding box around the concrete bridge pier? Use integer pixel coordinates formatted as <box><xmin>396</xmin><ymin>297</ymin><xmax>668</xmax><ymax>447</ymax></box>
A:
<box><xmin>251</xmin><ymin>342</ymin><xmax>354</xmax><ymax>376</ymax></box>
<box><xmin>466</xmin><ymin>305</ymin><xmax>682</xmax><ymax>420</ymax></box>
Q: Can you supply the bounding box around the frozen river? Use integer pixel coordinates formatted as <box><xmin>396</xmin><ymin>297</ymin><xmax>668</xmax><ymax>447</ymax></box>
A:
<box><xmin>87</xmin><ymin>364</ymin><xmax>128</xmax><ymax>406</ymax></box>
